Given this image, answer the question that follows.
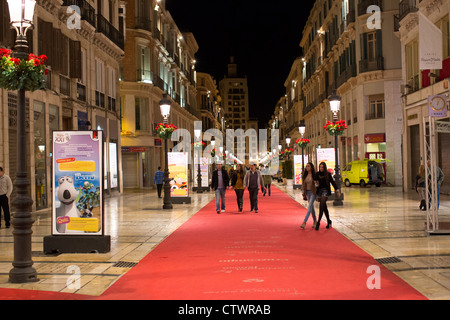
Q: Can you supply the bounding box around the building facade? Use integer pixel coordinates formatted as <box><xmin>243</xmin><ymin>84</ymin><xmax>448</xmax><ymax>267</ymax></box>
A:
<box><xmin>0</xmin><ymin>0</ymin><xmax>123</xmax><ymax>211</ymax></box>
<box><xmin>283</xmin><ymin>58</ymin><xmax>305</xmax><ymax>158</ymax></box>
<box><xmin>219</xmin><ymin>57</ymin><xmax>252</xmax><ymax>162</ymax></box>
<box><xmin>196</xmin><ymin>72</ymin><xmax>223</xmax><ymax>132</ymax></box>
<box><xmin>300</xmin><ymin>0</ymin><xmax>404</xmax><ymax>186</ymax></box>
<box><xmin>119</xmin><ymin>0</ymin><xmax>199</xmax><ymax>189</ymax></box>
<box><xmin>398</xmin><ymin>0</ymin><xmax>450</xmax><ymax>192</ymax></box>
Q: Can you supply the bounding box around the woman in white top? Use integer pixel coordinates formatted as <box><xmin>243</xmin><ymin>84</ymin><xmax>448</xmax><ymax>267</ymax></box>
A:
<box><xmin>300</xmin><ymin>162</ymin><xmax>317</xmax><ymax>229</ymax></box>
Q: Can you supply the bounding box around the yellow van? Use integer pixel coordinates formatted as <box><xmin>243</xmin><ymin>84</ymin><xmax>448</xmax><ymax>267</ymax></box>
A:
<box><xmin>342</xmin><ymin>159</ymin><xmax>390</xmax><ymax>187</ymax></box>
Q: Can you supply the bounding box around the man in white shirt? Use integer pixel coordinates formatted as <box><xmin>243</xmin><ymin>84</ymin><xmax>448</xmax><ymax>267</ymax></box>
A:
<box><xmin>0</xmin><ymin>167</ymin><xmax>13</xmax><ymax>228</ymax></box>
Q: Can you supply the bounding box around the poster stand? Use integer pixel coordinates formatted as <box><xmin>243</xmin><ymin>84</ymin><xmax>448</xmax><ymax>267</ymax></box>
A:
<box><xmin>43</xmin><ymin>131</ymin><xmax>110</xmax><ymax>254</ymax></box>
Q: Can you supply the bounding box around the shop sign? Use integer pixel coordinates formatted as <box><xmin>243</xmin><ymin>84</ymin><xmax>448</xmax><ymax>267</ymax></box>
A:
<box><xmin>121</xmin><ymin>147</ymin><xmax>146</xmax><ymax>153</ymax></box>
<box><xmin>364</xmin><ymin>133</ymin><xmax>386</xmax><ymax>144</ymax></box>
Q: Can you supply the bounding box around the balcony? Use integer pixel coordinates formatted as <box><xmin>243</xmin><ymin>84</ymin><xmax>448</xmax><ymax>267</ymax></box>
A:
<box><xmin>153</xmin><ymin>74</ymin><xmax>168</xmax><ymax>92</ymax></box>
<box><xmin>359</xmin><ymin>57</ymin><xmax>384</xmax><ymax>73</ymax></box>
<box><xmin>135</xmin><ymin>16</ymin><xmax>151</xmax><ymax>32</ymax></box>
<box><xmin>358</xmin><ymin>0</ymin><xmax>383</xmax><ymax>16</ymax></box>
<box><xmin>96</xmin><ymin>14</ymin><xmax>124</xmax><ymax>50</ymax></box>
<box><xmin>399</xmin><ymin>0</ymin><xmax>419</xmax><ymax>22</ymax></box>
<box><xmin>62</xmin><ymin>0</ymin><xmax>96</xmax><ymax>27</ymax></box>
<box><xmin>136</xmin><ymin>69</ymin><xmax>153</xmax><ymax>83</ymax></box>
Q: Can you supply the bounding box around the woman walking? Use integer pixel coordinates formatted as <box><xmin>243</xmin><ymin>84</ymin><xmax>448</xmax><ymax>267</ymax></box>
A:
<box><xmin>231</xmin><ymin>164</ymin><xmax>245</xmax><ymax>212</ymax></box>
<box><xmin>300</xmin><ymin>162</ymin><xmax>317</xmax><ymax>229</ymax></box>
<box><xmin>315</xmin><ymin>162</ymin><xmax>340</xmax><ymax>230</ymax></box>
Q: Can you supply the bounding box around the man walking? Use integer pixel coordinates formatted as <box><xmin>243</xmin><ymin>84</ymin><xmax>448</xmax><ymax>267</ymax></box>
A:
<box><xmin>0</xmin><ymin>167</ymin><xmax>13</xmax><ymax>228</ymax></box>
<box><xmin>244</xmin><ymin>163</ymin><xmax>265</xmax><ymax>213</ymax></box>
<box><xmin>153</xmin><ymin>167</ymin><xmax>164</xmax><ymax>198</ymax></box>
<box><xmin>211</xmin><ymin>163</ymin><xmax>230</xmax><ymax>214</ymax></box>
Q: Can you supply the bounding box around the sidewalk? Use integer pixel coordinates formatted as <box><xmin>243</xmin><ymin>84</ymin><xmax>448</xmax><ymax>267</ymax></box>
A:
<box><xmin>1</xmin><ymin>184</ymin><xmax>450</xmax><ymax>299</ymax></box>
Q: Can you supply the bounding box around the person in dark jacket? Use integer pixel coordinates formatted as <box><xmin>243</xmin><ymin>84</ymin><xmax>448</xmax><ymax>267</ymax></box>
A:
<box><xmin>230</xmin><ymin>163</ymin><xmax>245</xmax><ymax>212</ymax></box>
<box><xmin>315</xmin><ymin>162</ymin><xmax>340</xmax><ymax>230</ymax></box>
<box><xmin>211</xmin><ymin>163</ymin><xmax>230</xmax><ymax>214</ymax></box>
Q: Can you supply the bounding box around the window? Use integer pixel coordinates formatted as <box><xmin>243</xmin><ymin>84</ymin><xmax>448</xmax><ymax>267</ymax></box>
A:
<box><xmin>367</xmin><ymin>32</ymin><xmax>376</xmax><ymax>61</ymax></box>
<box><xmin>95</xmin><ymin>59</ymin><xmax>105</xmax><ymax>107</ymax></box>
<box><xmin>107</xmin><ymin>66</ymin><xmax>117</xmax><ymax>111</ymax></box>
<box><xmin>135</xmin><ymin>98</ymin><xmax>148</xmax><ymax>131</ymax></box>
<box><xmin>138</xmin><ymin>45</ymin><xmax>151</xmax><ymax>82</ymax></box>
<box><xmin>367</xmin><ymin>96</ymin><xmax>385</xmax><ymax>120</ymax></box>
<box><xmin>406</xmin><ymin>40</ymin><xmax>419</xmax><ymax>91</ymax></box>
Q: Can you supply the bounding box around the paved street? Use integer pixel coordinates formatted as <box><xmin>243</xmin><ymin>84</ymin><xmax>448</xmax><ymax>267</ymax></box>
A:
<box><xmin>1</xmin><ymin>183</ymin><xmax>450</xmax><ymax>299</ymax></box>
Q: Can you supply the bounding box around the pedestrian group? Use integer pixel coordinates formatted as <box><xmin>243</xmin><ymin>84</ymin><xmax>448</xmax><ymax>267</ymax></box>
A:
<box><xmin>209</xmin><ymin>161</ymin><xmax>340</xmax><ymax>231</ymax></box>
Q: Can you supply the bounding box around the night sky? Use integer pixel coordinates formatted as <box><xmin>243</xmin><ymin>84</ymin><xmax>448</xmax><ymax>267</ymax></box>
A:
<box><xmin>166</xmin><ymin>0</ymin><xmax>314</xmax><ymax>128</ymax></box>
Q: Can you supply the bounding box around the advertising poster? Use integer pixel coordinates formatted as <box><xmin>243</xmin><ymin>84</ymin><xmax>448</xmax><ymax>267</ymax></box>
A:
<box><xmin>316</xmin><ymin>148</ymin><xmax>336</xmax><ymax>192</ymax></box>
<box><xmin>109</xmin><ymin>142</ymin><xmax>118</xmax><ymax>189</ymax></box>
<box><xmin>168</xmin><ymin>152</ymin><xmax>189</xmax><ymax>197</ymax></box>
<box><xmin>193</xmin><ymin>157</ymin><xmax>208</xmax><ymax>188</ymax></box>
<box><xmin>52</xmin><ymin>131</ymin><xmax>103</xmax><ymax>235</ymax></box>
<box><xmin>294</xmin><ymin>155</ymin><xmax>308</xmax><ymax>185</ymax></box>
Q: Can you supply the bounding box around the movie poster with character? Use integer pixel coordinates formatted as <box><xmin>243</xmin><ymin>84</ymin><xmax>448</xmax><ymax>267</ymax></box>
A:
<box><xmin>52</xmin><ymin>131</ymin><xmax>103</xmax><ymax>235</ymax></box>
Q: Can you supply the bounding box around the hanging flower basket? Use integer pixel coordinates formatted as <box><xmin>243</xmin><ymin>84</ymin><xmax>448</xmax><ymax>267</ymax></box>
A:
<box><xmin>210</xmin><ymin>148</ymin><xmax>216</xmax><ymax>157</ymax></box>
<box><xmin>296</xmin><ymin>138</ymin><xmax>310</xmax><ymax>149</ymax></box>
<box><xmin>0</xmin><ymin>49</ymin><xmax>48</xmax><ymax>92</ymax></box>
<box><xmin>324</xmin><ymin>120</ymin><xmax>347</xmax><ymax>136</ymax></box>
<box><xmin>284</xmin><ymin>148</ymin><xmax>293</xmax><ymax>156</ymax></box>
<box><xmin>155</xmin><ymin>123</ymin><xmax>177</xmax><ymax>139</ymax></box>
<box><xmin>192</xmin><ymin>141</ymin><xmax>205</xmax><ymax>149</ymax></box>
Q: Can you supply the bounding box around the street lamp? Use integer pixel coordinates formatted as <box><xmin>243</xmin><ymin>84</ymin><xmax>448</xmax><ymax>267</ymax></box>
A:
<box><xmin>329</xmin><ymin>91</ymin><xmax>343</xmax><ymax>206</ymax></box>
<box><xmin>285</xmin><ymin>134</ymin><xmax>291</xmax><ymax>160</ymax></box>
<box><xmin>299</xmin><ymin>120</ymin><xmax>306</xmax><ymax>175</ymax></box>
<box><xmin>159</xmin><ymin>93</ymin><xmax>173</xmax><ymax>209</ymax></box>
<box><xmin>8</xmin><ymin>0</ymin><xmax>38</xmax><ymax>284</ymax></box>
<box><xmin>194</xmin><ymin>128</ymin><xmax>203</xmax><ymax>193</ymax></box>
<box><xmin>285</xmin><ymin>134</ymin><xmax>291</xmax><ymax>146</ymax></box>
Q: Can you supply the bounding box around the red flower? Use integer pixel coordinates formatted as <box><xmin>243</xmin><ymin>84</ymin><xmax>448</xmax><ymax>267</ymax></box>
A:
<box><xmin>38</xmin><ymin>55</ymin><xmax>47</xmax><ymax>62</ymax></box>
<box><xmin>44</xmin><ymin>69</ymin><xmax>49</xmax><ymax>75</ymax></box>
<box><xmin>0</xmin><ymin>48</ymin><xmax>11</xmax><ymax>57</ymax></box>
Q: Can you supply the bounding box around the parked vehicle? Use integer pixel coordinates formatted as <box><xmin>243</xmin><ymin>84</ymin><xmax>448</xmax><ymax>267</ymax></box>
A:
<box><xmin>342</xmin><ymin>159</ymin><xmax>390</xmax><ymax>187</ymax></box>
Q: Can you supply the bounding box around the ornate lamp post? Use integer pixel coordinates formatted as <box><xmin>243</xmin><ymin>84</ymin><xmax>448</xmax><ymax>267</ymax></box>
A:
<box><xmin>194</xmin><ymin>129</ymin><xmax>203</xmax><ymax>193</ymax></box>
<box><xmin>7</xmin><ymin>0</ymin><xmax>38</xmax><ymax>284</ymax></box>
<box><xmin>298</xmin><ymin>120</ymin><xmax>306</xmax><ymax>174</ymax></box>
<box><xmin>329</xmin><ymin>91</ymin><xmax>343</xmax><ymax>206</ymax></box>
<box><xmin>159</xmin><ymin>94</ymin><xmax>173</xmax><ymax>209</ymax></box>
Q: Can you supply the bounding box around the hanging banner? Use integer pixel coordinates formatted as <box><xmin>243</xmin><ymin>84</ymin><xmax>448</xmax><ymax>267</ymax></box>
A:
<box><xmin>419</xmin><ymin>11</ymin><xmax>443</xmax><ymax>70</ymax></box>
<box><xmin>52</xmin><ymin>131</ymin><xmax>103</xmax><ymax>235</ymax></box>
<box><xmin>193</xmin><ymin>157</ymin><xmax>209</xmax><ymax>188</ymax></box>
<box><xmin>294</xmin><ymin>154</ymin><xmax>308</xmax><ymax>185</ymax></box>
<box><xmin>168</xmin><ymin>152</ymin><xmax>189</xmax><ymax>197</ymax></box>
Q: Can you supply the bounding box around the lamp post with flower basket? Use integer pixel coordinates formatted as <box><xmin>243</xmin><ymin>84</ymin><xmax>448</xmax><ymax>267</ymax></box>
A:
<box><xmin>2</xmin><ymin>0</ymin><xmax>50</xmax><ymax>283</ymax></box>
<box><xmin>325</xmin><ymin>91</ymin><xmax>347</xmax><ymax>206</ymax></box>
<box><xmin>158</xmin><ymin>94</ymin><xmax>176</xmax><ymax>209</ymax></box>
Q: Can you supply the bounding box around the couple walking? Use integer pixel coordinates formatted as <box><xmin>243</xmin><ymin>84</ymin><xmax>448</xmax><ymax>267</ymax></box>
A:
<box><xmin>301</xmin><ymin>162</ymin><xmax>341</xmax><ymax>230</ymax></box>
<box><xmin>211</xmin><ymin>163</ymin><xmax>265</xmax><ymax>214</ymax></box>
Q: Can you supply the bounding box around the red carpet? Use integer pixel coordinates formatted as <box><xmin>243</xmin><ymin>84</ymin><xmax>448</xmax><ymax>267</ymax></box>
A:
<box><xmin>100</xmin><ymin>186</ymin><xmax>426</xmax><ymax>300</ymax></box>
<box><xmin>0</xmin><ymin>186</ymin><xmax>426</xmax><ymax>300</ymax></box>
